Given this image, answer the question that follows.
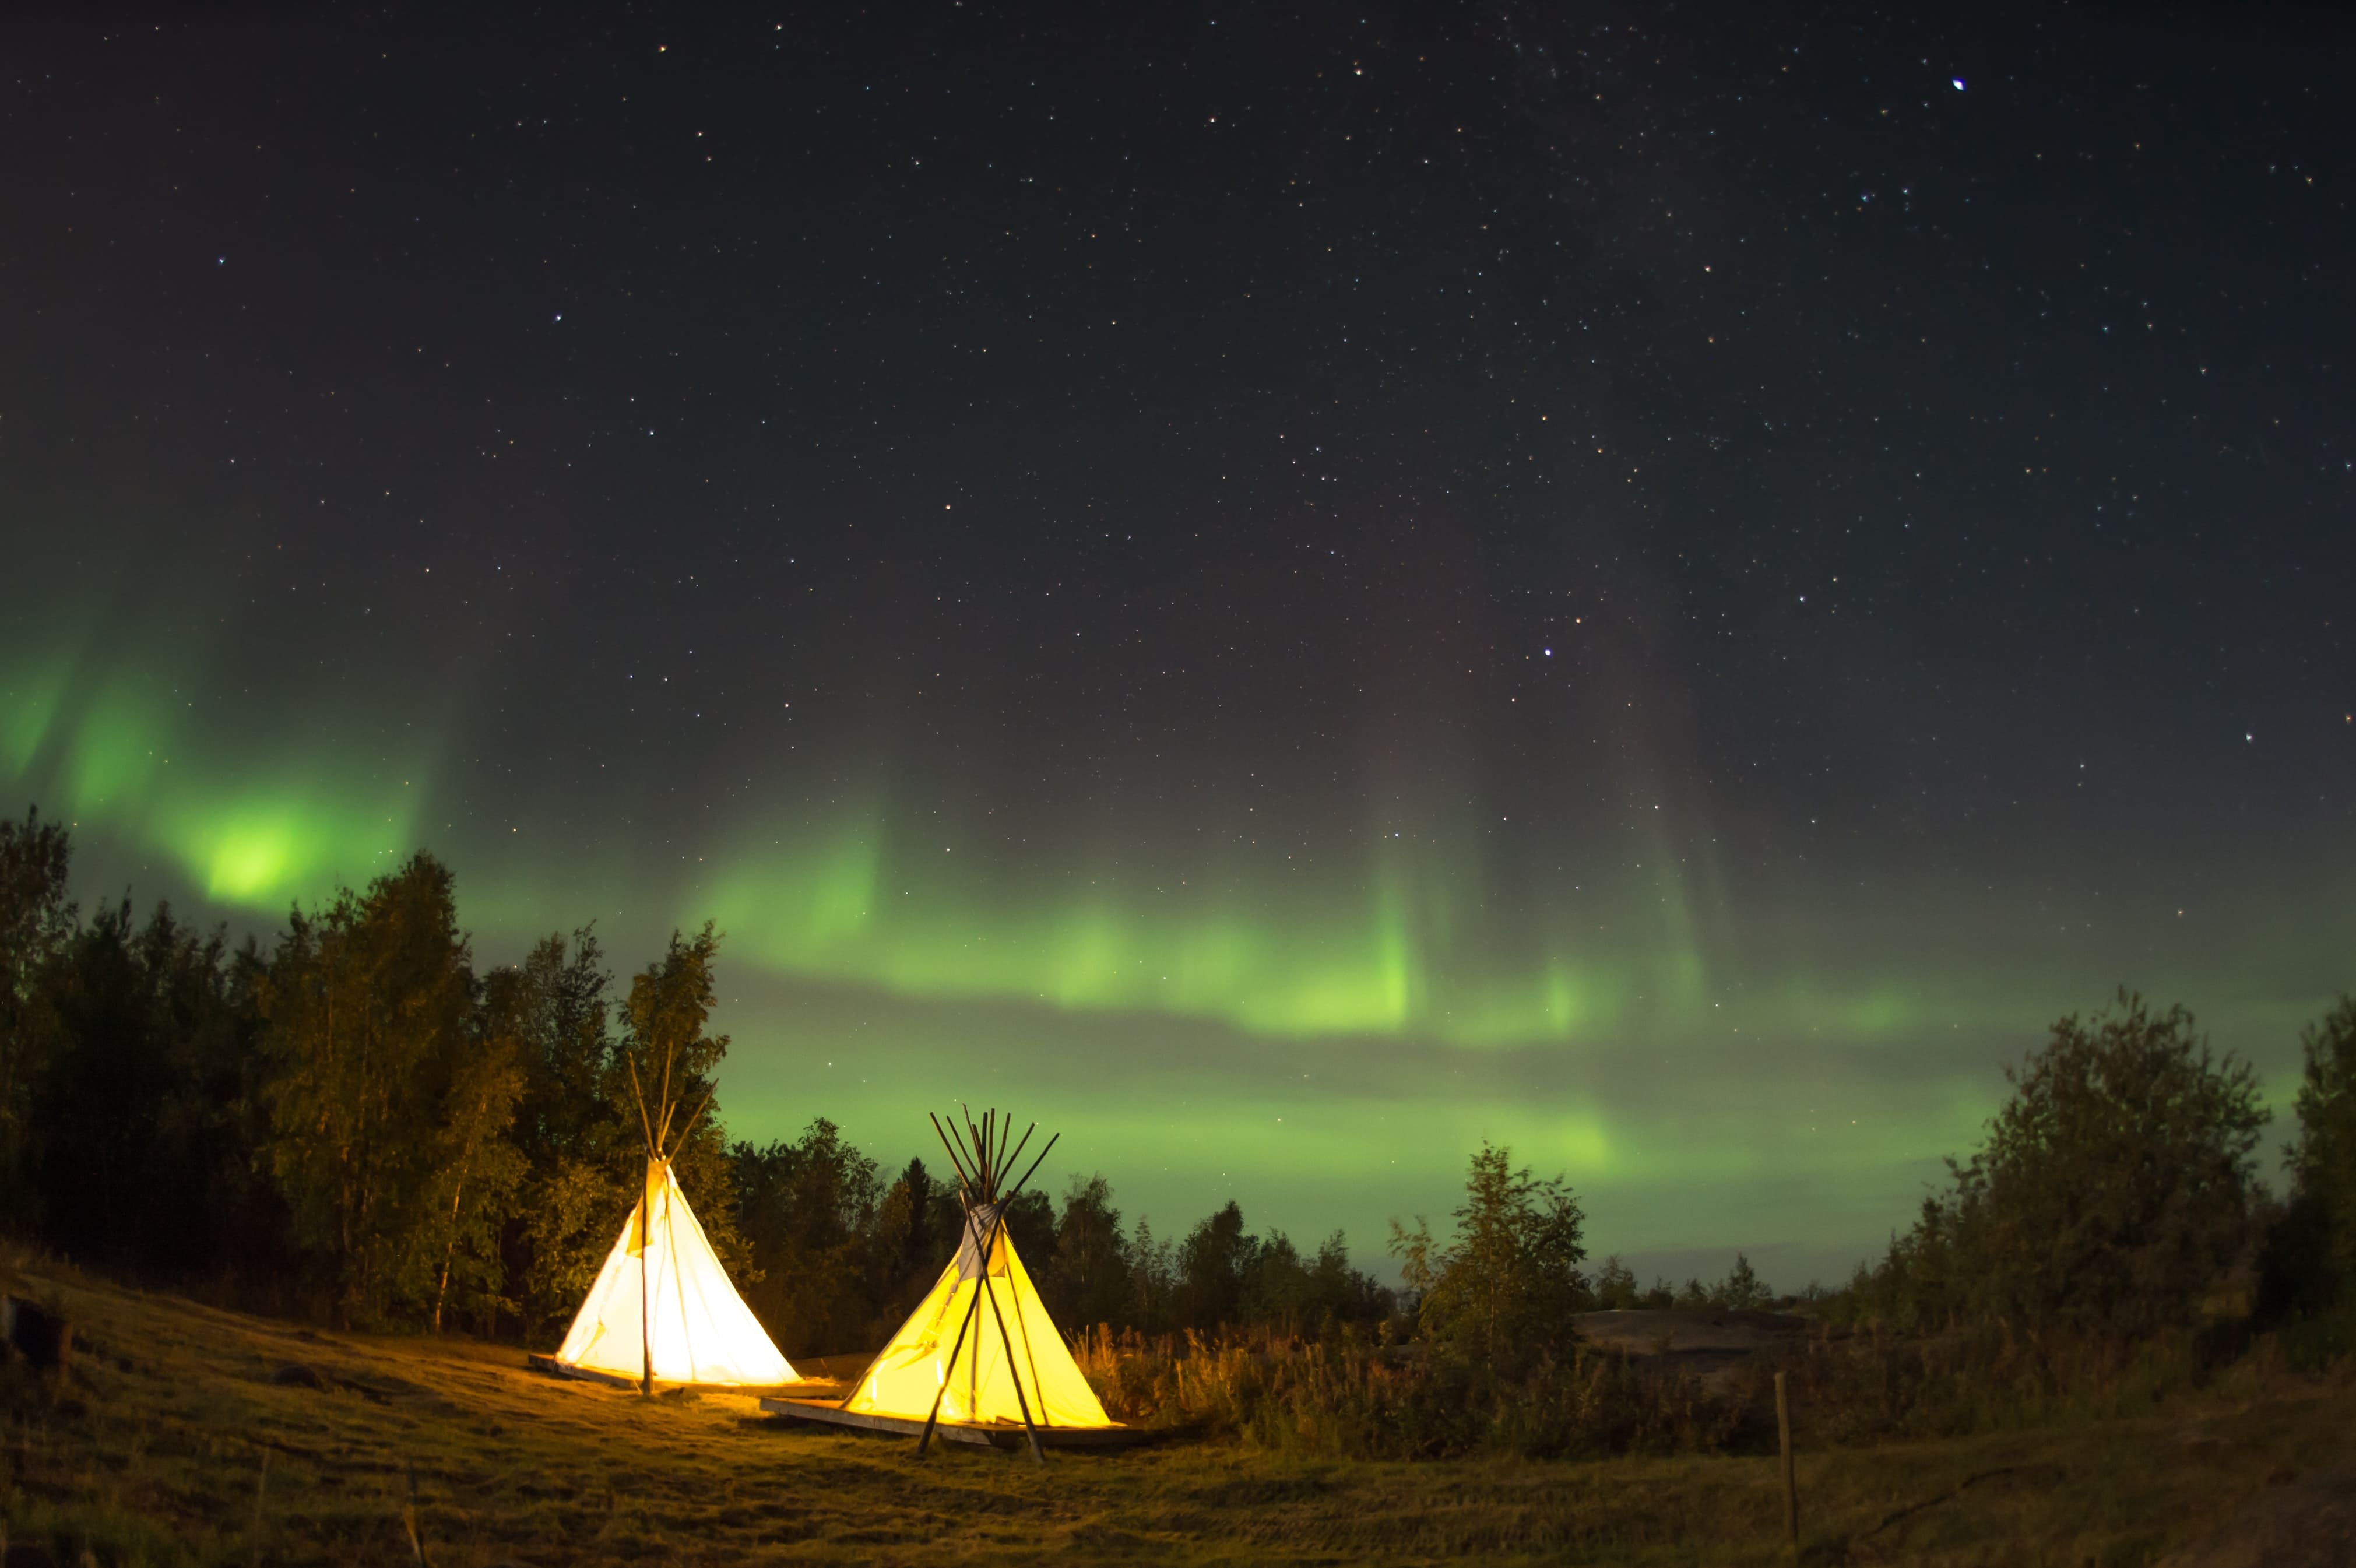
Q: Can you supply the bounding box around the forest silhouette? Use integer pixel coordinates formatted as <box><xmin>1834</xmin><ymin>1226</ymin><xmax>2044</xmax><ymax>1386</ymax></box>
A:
<box><xmin>5</xmin><ymin>805</ymin><xmax>2353</xmax><ymax>1459</ymax></box>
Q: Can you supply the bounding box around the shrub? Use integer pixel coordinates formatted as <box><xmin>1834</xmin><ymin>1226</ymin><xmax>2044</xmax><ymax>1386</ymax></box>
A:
<box><xmin>1861</xmin><ymin>991</ymin><xmax>2267</xmax><ymax>1341</ymax></box>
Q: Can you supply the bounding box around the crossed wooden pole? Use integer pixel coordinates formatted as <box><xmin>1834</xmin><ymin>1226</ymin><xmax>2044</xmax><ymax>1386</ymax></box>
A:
<box><xmin>905</xmin><ymin>1106</ymin><xmax>1059</xmax><ymax>1464</ymax></box>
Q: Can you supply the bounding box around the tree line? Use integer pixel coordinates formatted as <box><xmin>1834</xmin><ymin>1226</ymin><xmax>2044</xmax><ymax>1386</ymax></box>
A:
<box><xmin>0</xmin><ymin>809</ymin><xmax>1390</xmax><ymax>1352</ymax></box>
<box><xmin>6</xmin><ymin>803</ymin><xmax>2354</xmax><ymax>1377</ymax></box>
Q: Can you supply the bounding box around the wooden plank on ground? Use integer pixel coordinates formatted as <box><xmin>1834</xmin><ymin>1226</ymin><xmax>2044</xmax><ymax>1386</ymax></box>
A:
<box><xmin>526</xmin><ymin>1355</ymin><xmax>831</xmax><ymax>1397</ymax></box>
<box><xmin>758</xmin><ymin>1397</ymin><xmax>1166</xmax><ymax>1449</ymax></box>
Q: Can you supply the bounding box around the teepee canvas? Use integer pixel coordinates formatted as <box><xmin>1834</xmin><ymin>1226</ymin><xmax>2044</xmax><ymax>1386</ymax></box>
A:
<box><xmin>553</xmin><ymin>1156</ymin><xmax>794</xmax><ymax>1387</ymax></box>
<box><xmin>542</xmin><ymin>1049</ymin><xmax>793</xmax><ymax>1391</ymax></box>
<box><xmin>839</xmin><ymin>1109</ymin><xmax>1115</xmax><ymax>1457</ymax></box>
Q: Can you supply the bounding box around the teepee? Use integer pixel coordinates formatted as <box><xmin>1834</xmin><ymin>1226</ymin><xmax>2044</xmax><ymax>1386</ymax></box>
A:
<box><xmin>841</xmin><ymin>1108</ymin><xmax>1114</xmax><ymax>1459</ymax></box>
<box><xmin>547</xmin><ymin>1056</ymin><xmax>793</xmax><ymax>1391</ymax></box>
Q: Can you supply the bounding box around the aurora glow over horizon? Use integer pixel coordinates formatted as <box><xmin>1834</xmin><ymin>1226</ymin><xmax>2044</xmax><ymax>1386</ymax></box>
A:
<box><xmin>4</xmin><ymin>5</ymin><xmax>2351</xmax><ymax>1289</ymax></box>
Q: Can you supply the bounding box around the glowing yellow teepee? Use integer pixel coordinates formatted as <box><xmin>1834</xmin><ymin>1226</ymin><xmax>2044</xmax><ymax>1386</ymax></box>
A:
<box><xmin>842</xmin><ymin>1109</ymin><xmax>1113</xmax><ymax>1458</ymax></box>
<box><xmin>549</xmin><ymin>1056</ymin><xmax>793</xmax><ymax>1390</ymax></box>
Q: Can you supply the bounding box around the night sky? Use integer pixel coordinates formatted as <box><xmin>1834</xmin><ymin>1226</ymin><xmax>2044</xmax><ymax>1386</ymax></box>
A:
<box><xmin>5</xmin><ymin>5</ymin><xmax>2351</xmax><ymax>1289</ymax></box>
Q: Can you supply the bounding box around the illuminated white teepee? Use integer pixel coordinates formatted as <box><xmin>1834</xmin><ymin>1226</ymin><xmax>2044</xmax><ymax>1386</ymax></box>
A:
<box><xmin>548</xmin><ymin>1054</ymin><xmax>793</xmax><ymax>1390</ymax></box>
<box><xmin>554</xmin><ymin>1156</ymin><xmax>793</xmax><ymax>1387</ymax></box>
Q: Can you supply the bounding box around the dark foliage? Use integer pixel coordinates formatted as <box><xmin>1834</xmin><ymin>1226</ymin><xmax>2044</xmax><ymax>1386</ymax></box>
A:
<box><xmin>28</xmin><ymin>899</ymin><xmax>280</xmax><ymax>1283</ymax></box>
<box><xmin>10</xmin><ymin>808</ymin><xmax>2341</xmax><ymax>1442</ymax></box>
<box><xmin>733</xmin><ymin>1118</ymin><xmax>881</xmax><ymax>1357</ymax></box>
<box><xmin>2260</xmin><ymin>996</ymin><xmax>2356</xmax><ymax>1324</ymax></box>
<box><xmin>1852</xmin><ymin>990</ymin><xmax>2269</xmax><ymax>1342</ymax></box>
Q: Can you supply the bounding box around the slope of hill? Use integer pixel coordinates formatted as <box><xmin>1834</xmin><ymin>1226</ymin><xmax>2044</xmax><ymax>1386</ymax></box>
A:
<box><xmin>3</xmin><ymin>1258</ymin><xmax>2351</xmax><ymax>1565</ymax></box>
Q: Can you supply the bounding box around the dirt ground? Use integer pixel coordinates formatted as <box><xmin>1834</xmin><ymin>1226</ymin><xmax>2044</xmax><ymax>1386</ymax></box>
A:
<box><xmin>3</xmin><ymin>1265</ymin><xmax>2352</xmax><ymax>1566</ymax></box>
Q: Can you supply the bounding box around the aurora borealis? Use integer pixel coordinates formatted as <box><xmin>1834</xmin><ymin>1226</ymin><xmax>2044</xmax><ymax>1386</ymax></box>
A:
<box><xmin>3</xmin><ymin>5</ymin><xmax>2351</xmax><ymax>1288</ymax></box>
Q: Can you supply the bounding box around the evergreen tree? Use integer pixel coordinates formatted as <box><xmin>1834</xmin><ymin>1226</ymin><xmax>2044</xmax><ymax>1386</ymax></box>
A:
<box><xmin>1712</xmin><ymin>1253</ymin><xmax>1772</xmax><ymax>1310</ymax></box>
<box><xmin>1176</xmin><ymin>1200</ymin><xmax>1256</xmax><ymax>1329</ymax></box>
<box><xmin>30</xmin><ymin>899</ymin><xmax>273</xmax><ymax>1277</ymax></box>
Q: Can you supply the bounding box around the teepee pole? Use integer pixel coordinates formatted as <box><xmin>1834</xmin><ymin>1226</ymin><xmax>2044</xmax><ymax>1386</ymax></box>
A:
<box><xmin>624</xmin><ymin>1052</ymin><xmax>657</xmax><ymax>1161</ymax></box>
<box><xmin>929</xmin><ymin>1112</ymin><xmax>976</xmax><ymax>1195</ymax></box>
<box><xmin>916</xmin><ymin>1282</ymin><xmax>986</xmax><ymax>1458</ymax></box>
<box><xmin>1001</xmin><ymin>1122</ymin><xmax>1036</xmax><ymax>1183</ymax></box>
<box><xmin>624</xmin><ymin>1053</ymin><xmax>659</xmax><ymax>1399</ymax></box>
<box><xmin>639</xmin><ymin>1160</ymin><xmax>654</xmax><ymax>1396</ymax></box>
<box><xmin>980</xmin><ymin>1260</ymin><xmax>1045</xmax><ymax>1463</ymax></box>
<box><xmin>656</xmin><ymin>1033</ymin><xmax>678</xmax><ymax>1152</ymax></box>
<box><xmin>1008</xmin><ymin>1132</ymin><xmax>1060</xmax><ymax>1203</ymax></box>
<box><xmin>664</xmin><ymin>1082</ymin><xmax>717</xmax><ymax>1163</ymax></box>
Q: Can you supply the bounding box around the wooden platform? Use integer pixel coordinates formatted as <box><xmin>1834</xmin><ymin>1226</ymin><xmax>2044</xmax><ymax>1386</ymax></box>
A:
<box><xmin>528</xmin><ymin>1353</ymin><xmax>639</xmax><ymax>1390</ymax></box>
<box><xmin>758</xmin><ymin>1397</ymin><xmax>1165</xmax><ymax>1450</ymax></box>
<box><xmin>526</xmin><ymin>1354</ymin><xmax>839</xmax><ymax>1398</ymax></box>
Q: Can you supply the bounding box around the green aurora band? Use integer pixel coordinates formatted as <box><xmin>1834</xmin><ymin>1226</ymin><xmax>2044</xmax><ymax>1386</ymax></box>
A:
<box><xmin>3</xmin><ymin>649</ymin><xmax>2343</xmax><ymax>1284</ymax></box>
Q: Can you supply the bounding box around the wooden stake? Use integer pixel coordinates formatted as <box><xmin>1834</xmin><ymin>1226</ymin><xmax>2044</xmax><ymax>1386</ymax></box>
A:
<box><xmin>402</xmin><ymin>1459</ymin><xmax>430</xmax><ymax>1566</ymax></box>
<box><xmin>1775</xmin><ymin>1369</ymin><xmax>1798</xmax><ymax>1556</ymax></box>
<box><xmin>249</xmin><ymin>1446</ymin><xmax>270</xmax><ymax>1568</ymax></box>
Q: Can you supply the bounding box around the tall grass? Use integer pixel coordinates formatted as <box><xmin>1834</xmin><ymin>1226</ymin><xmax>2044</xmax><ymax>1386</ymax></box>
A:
<box><xmin>1728</xmin><ymin>1318</ymin><xmax>2294</xmax><ymax>1448</ymax></box>
<box><xmin>1075</xmin><ymin>1313</ymin><xmax>2355</xmax><ymax>1462</ymax></box>
<box><xmin>1071</xmin><ymin>1323</ymin><xmax>1743</xmax><ymax>1460</ymax></box>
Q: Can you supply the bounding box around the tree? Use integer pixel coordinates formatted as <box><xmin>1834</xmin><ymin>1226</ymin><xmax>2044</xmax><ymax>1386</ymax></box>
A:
<box><xmin>1392</xmin><ymin>1142</ymin><xmax>1588</xmax><ymax>1371</ymax></box>
<box><xmin>417</xmin><ymin>1017</ymin><xmax>526</xmax><ymax>1333</ymax></box>
<box><xmin>1127</xmin><ymin>1217</ymin><xmax>1179</xmax><ymax>1333</ymax></box>
<box><xmin>866</xmin><ymin>1157</ymin><xmax>967</xmax><ymax>1335</ymax></box>
<box><xmin>1591</xmin><ymin>1256</ymin><xmax>1640</xmax><ymax>1310</ymax></box>
<box><xmin>1875</xmin><ymin>990</ymin><xmax>2267</xmax><ymax>1339</ymax></box>
<box><xmin>508</xmin><ymin>927</ymin><xmax>616</xmax><ymax>1171</ymax></box>
<box><xmin>2283</xmin><ymin>997</ymin><xmax>2356</xmax><ymax>1307</ymax></box>
<box><xmin>520</xmin><ymin>1157</ymin><xmax>627</xmax><ymax>1341</ymax></box>
<box><xmin>1713</xmin><ymin>1253</ymin><xmax>1772</xmax><ymax>1310</ymax></box>
<box><xmin>734</xmin><ymin>1118</ymin><xmax>881</xmax><ymax>1355</ymax></box>
<box><xmin>30</xmin><ymin>899</ymin><xmax>273</xmax><ymax>1275</ymax></box>
<box><xmin>1176</xmin><ymin>1200</ymin><xmax>1256</xmax><ymax>1330</ymax></box>
<box><xmin>495</xmin><ymin>929</ymin><xmax>632</xmax><ymax>1338</ymax></box>
<box><xmin>1243</xmin><ymin>1228</ymin><xmax>1392</xmax><ymax>1335</ymax></box>
<box><xmin>1043</xmin><ymin>1173</ymin><xmax>1133</xmax><ymax>1332</ymax></box>
<box><xmin>614</xmin><ymin>924</ymin><xmax>750</xmax><ymax>1274</ymax></box>
<box><xmin>256</xmin><ymin>853</ymin><xmax>482</xmax><ymax>1326</ymax></box>
<box><xmin>1001</xmin><ymin>1187</ymin><xmax>1056</xmax><ymax>1268</ymax></box>
<box><xmin>0</xmin><ymin>806</ymin><xmax>72</xmax><ymax>1200</ymax></box>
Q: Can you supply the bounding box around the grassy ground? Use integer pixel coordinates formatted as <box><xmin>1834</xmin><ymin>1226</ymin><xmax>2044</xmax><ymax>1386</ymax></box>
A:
<box><xmin>3</xmin><ymin>1263</ymin><xmax>2351</xmax><ymax>1566</ymax></box>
